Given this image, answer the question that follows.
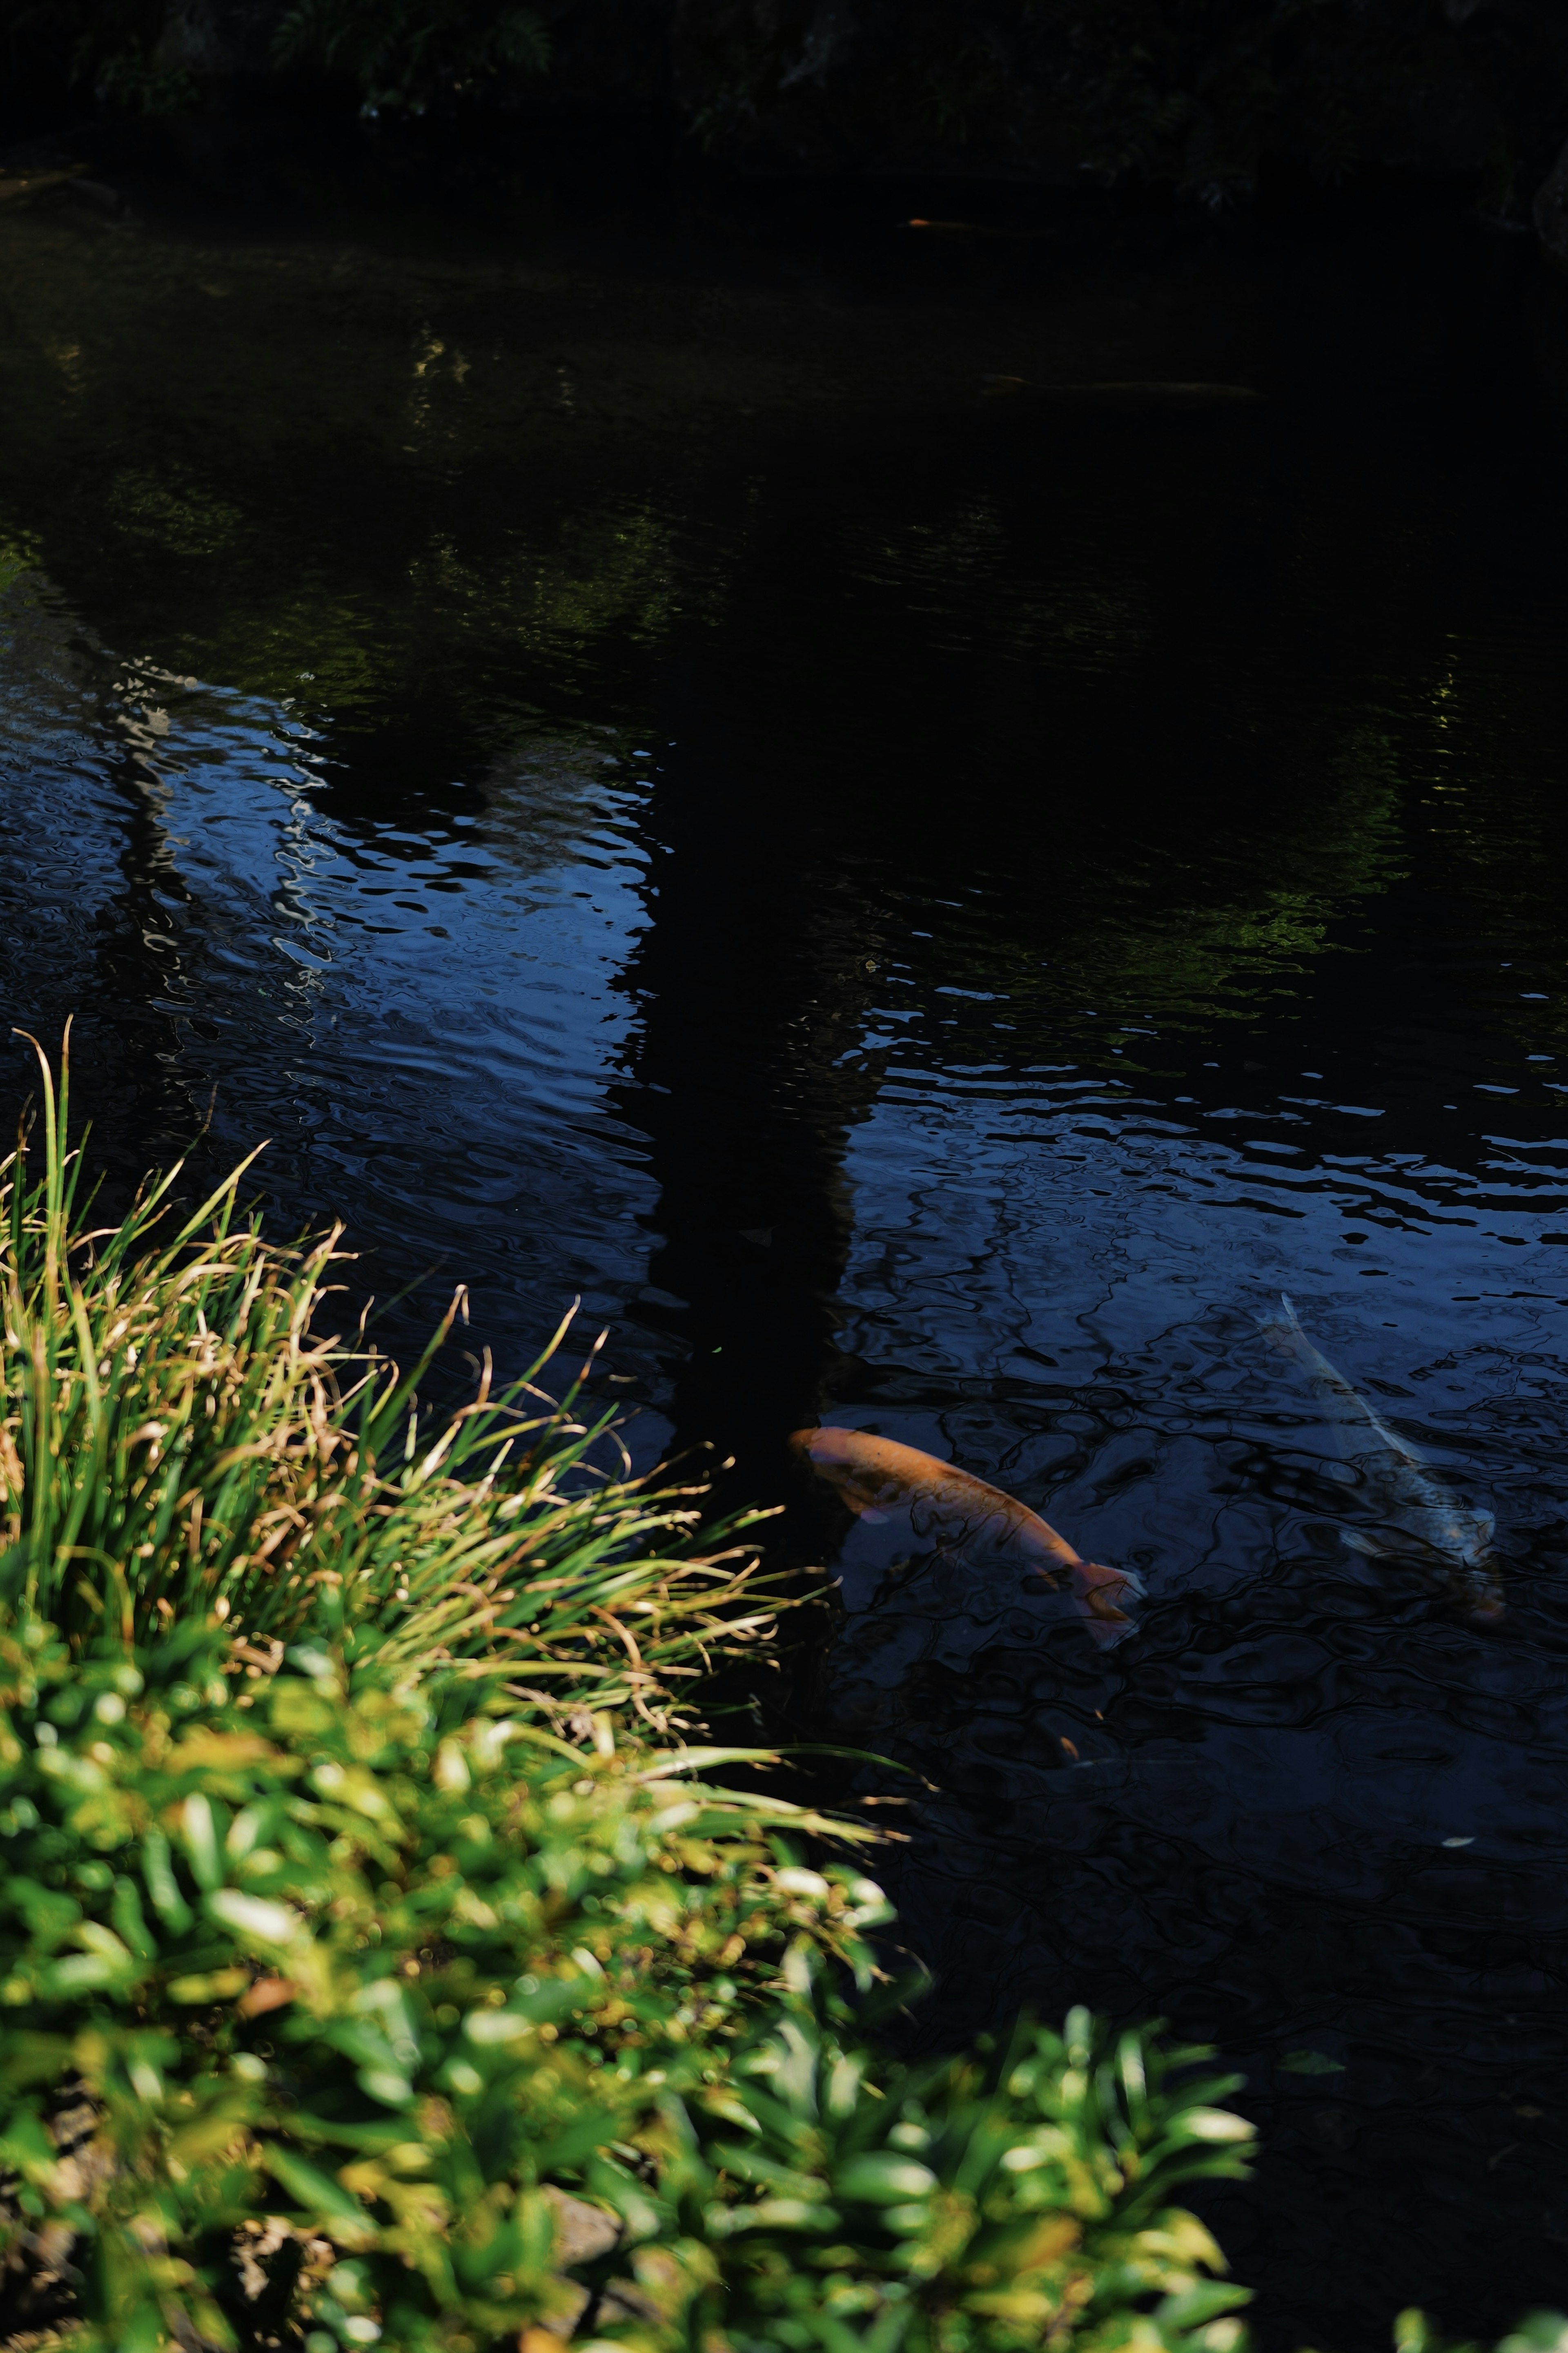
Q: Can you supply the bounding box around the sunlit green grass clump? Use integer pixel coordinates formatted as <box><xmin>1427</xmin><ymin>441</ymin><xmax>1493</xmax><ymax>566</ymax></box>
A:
<box><xmin>0</xmin><ymin>1032</ymin><xmax>1425</xmax><ymax>2353</ymax></box>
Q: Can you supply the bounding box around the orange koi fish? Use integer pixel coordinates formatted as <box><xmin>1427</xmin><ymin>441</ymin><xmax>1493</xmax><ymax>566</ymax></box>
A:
<box><xmin>791</xmin><ymin>1425</ymin><xmax>1141</xmax><ymax>1650</ymax></box>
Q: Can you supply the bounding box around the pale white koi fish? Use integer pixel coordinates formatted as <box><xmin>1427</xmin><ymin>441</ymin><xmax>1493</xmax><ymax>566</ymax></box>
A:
<box><xmin>1259</xmin><ymin>1296</ymin><xmax>1502</xmax><ymax>1623</ymax></box>
<box><xmin>791</xmin><ymin>1424</ymin><xmax>1143</xmax><ymax>1650</ymax></box>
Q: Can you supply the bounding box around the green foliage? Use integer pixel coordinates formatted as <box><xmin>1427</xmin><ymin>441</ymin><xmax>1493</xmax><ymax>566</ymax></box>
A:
<box><xmin>272</xmin><ymin>0</ymin><xmax>551</xmax><ymax>113</ymax></box>
<box><xmin>0</xmin><ymin>0</ymin><xmax>1562</xmax><ymax>176</ymax></box>
<box><xmin>655</xmin><ymin>1982</ymin><xmax>1256</xmax><ymax>2353</ymax></box>
<box><xmin>0</xmin><ymin>1600</ymin><xmax>1257</xmax><ymax>2351</ymax></box>
<box><xmin>0</xmin><ymin>0</ymin><xmax>153</xmax><ymax>104</ymax></box>
<box><xmin>0</xmin><ymin>1613</ymin><xmax>888</xmax><ymax>2349</ymax></box>
<box><xmin>0</xmin><ymin>0</ymin><xmax>197</xmax><ymax>114</ymax></box>
<box><xmin>678</xmin><ymin>0</ymin><xmax>1568</xmax><ymax>202</ymax></box>
<box><xmin>1395</xmin><ymin>2314</ymin><xmax>1568</xmax><ymax>2353</ymax></box>
<box><xmin>1020</xmin><ymin>0</ymin><xmax>1447</xmax><ymax>198</ymax></box>
<box><xmin>93</xmin><ymin>38</ymin><xmax>199</xmax><ymax>115</ymax></box>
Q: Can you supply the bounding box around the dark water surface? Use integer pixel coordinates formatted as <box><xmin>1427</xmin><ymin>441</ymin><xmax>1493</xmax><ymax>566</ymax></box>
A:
<box><xmin>4</xmin><ymin>157</ymin><xmax>1568</xmax><ymax>2346</ymax></box>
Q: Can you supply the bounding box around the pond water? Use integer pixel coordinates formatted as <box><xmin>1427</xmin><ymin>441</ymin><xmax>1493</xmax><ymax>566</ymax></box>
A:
<box><xmin>3</xmin><ymin>148</ymin><xmax>1568</xmax><ymax>2348</ymax></box>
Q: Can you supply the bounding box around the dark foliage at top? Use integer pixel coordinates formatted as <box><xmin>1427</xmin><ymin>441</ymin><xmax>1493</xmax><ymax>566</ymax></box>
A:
<box><xmin>272</xmin><ymin>0</ymin><xmax>550</xmax><ymax>113</ymax></box>
<box><xmin>3</xmin><ymin>0</ymin><xmax>1567</xmax><ymax>210</ymax></box>
<box><xmin>669</xmin><ymin>0</ymin><xmax>1568</xmax><ymax>203</ymax></box>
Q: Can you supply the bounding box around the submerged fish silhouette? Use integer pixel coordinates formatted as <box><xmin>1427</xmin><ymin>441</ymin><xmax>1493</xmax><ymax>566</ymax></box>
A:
<box><xmin>1259</xmin><ymin>1296</ymin><xmax>1503</xmax><ymax>1622</ymax></box>
<box><xmin>790</xmin><ymin>1425</ymin><xmax>1142</xmax><ymax>1649</ymax></box>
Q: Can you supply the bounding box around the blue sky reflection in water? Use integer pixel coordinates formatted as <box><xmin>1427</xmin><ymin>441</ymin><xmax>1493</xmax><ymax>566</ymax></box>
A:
<box><xmin>3</xmin><ymin>183</ymin><xmax>1568</xmax><ymax>2346</ymax></box>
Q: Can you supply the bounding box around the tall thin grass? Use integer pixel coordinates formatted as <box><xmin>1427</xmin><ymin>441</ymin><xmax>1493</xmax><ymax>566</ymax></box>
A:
<box><xmin>0</xmin><ymin>1029</ymin><xmax>777</xmax><ymax>1725</ymax></box>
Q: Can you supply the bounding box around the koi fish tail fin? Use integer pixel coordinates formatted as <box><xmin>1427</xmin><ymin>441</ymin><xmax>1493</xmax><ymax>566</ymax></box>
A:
<box><xmin>1071</xmin><ymin>1559</ymin><xmax>1144</xmax><ymax>1650</ymax></box>
<box><xmin>1081</xmin><ymin>1597</ymin><xmax>1138</xmax><ymax>1650</ymax></box>
<box><xmin>1452</xmin><ymin>1517</ymin><xmax>1502</xmax><ymax>1621</ymax></box>
<box><xmin>1456</xmin><ymin>1561</ymin><xmax>1506</xmax><ymax>1624</ymax></box>
<box><xmin>1071</xmin><ymin>1558</ymin><xmax>1144</xmax><ymax>1601</ymax></box>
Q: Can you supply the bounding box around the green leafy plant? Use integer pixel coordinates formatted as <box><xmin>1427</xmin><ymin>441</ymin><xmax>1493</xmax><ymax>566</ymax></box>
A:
<box><xmin>94</xmin><ymin>38</ymin><xmax>199</xmax><ymax>115</ymax></box>
<box><xmin>0</xmin><ymin>1614</ymin><xmax>887</xmax><ymax>2350</ymax></box>
<box><xmin>0</xmin><ymin>0</ymin><xmax>164</xmax><ymax>108</ymax></box>
<box><xmin>271</xmin><ymin>0</ymin><xmax>551</xmax><ymax>113</ymax></box>
<box><xmin>1021</xmin><ymin>0</ymin><xmax>1465</xmax><ymax>198</ymax></box>
<box><xmin>673</xmin><ymin>0</ymin><xmax>1568</xmax><ymax>208</ymax></box>
<box><xmin>0</xmin><ymin>1594</ymin><xmax>1262</xmax><ymax>2352</ymax></box>
<box><xmin>655</xmin><ymin>1977</ymin><xmax>1257</xmax><ymax>2353</ymax></box>
<box><xmin>1394</xmin><ymin>2313</ymin><xmax>1568</xmax><ymax>2353</ymax></box>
